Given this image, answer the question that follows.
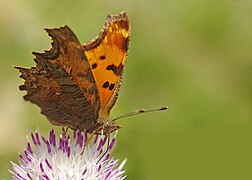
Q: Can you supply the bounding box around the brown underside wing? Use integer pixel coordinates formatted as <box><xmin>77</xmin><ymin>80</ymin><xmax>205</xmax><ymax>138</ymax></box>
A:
<box><xmin>15</xmin><ymin>26</ymin><xmax>101</xmax><ymax>133</ymax></box>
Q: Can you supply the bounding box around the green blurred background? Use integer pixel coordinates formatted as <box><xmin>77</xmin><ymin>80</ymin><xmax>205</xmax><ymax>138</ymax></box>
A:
<box><xmin>1</xmin><ymin>0</ymin><xmax>252</xmax><ymax>179</ymax></box>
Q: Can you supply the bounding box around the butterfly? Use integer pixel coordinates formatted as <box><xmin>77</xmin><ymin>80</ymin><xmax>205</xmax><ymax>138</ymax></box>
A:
<box><xmin>15</xmin><ymin>12</ymin><xmax>131</xmax><ymax>134</ymax></box>
<box><xmin>16</xmin><ymin>12</ymin><xmax>167</xmax><ymax>135</ymax></box>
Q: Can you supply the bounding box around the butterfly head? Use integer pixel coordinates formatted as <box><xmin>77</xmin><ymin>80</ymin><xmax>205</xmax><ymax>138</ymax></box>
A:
<box><xmin>97</xmin><ymin>115</ymin><xmax>121</xmax><ymax>134</ymax></box>
<box><xmin>103</xmin><ymin>121</ymin><xmax>121</xmax><ymax>134</ymax></box>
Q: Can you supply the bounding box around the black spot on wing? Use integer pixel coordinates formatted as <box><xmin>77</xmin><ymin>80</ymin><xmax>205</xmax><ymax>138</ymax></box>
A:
<box><xmin>99</xmin><ymin>55</ymin><xmax>106</xmax><ymax>60</ymax></box>
<box><xmin>102</xmin><ymin>81</ymin><xmax>109</xmax><ymax>88</ymax></box>
<box><xmin>106</xmin><ymin>63</ymin><xmax>124</xmax><ymax>76</ymax></box>
<box><xmin>92</xmin><ymin>63</ymin><xmax>97</xmax><ymax>69</ymax></box>
<box><xmin>109</xmin><ymin>83</ymin><xmax>115</xmax><ymax>90</ymax></box>
<box><xmin>106</xmin><ymin>64</ymin><xmax>116</xmax><ymax>74</ymax></box>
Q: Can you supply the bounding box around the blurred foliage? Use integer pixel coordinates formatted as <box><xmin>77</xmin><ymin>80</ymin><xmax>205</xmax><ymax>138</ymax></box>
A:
<box><xmin>1</xmin><ymin>0</ymin><xmax>252</xmax><ymax>179</ymax></box>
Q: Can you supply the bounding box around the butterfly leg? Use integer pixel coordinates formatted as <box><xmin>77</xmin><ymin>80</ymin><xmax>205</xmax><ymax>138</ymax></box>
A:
<box><xmin>61</xmin><ymin>126</ymin><xmax>68</xmax><ymax>137</ymax></box>
<box><xmin>63</xmin><ymin>126</ymin><xmax>77</xmax><ymax>137</ymax></box>
<box><xmin>63</xmin><ymin>126</ymin><xmax>70</xmax><ymax>136</ymax></box>
<box><xmin>97</xmin><ymin>134</ymin><xmax>110</xmax><ymax>164</ymax></box>
<box><xmin>80</xmin><ymin>130</ymin><xmax>96</xmax><ymax>155</ymax></box>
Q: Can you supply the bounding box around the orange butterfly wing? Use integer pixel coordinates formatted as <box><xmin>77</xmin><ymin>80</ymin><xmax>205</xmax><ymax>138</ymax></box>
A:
<box><xmin>84</xmin><ymin>11</ymin><xmax>130</xmax><ymax>118</ymax></box>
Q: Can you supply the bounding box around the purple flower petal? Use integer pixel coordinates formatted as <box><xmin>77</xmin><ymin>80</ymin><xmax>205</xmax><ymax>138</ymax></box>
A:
<box><xmin>35</xmin><ymin>131</ymin><xmax>41</xmax><ymax>145</ymax></box>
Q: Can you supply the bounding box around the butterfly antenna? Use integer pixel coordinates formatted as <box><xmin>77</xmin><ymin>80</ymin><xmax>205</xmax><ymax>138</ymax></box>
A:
<box><xmin>112</xmin><ymin>106</ymin><xmax>168</xmax><ymax>121</ymax></box>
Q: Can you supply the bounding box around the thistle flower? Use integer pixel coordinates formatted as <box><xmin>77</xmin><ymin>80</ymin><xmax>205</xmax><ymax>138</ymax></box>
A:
<box><xmin>10</xmin><ymin>128</ymin><xmax>126</xmax><ymax>180</ymax></box>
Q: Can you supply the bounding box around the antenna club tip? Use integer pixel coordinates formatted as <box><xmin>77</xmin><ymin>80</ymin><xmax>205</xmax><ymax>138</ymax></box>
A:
<box><xmin>138</xmin><ymin>109</ymin><xmax>146</xmax><ymax>113</ymax></box>
<box><xmin>159</xmin><ymin>106</ymin><xmax>168</xmax><ymax>110</ymax></box>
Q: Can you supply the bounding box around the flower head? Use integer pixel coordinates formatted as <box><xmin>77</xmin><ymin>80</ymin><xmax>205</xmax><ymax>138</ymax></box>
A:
<box><xmin>10</xmin><ymin>128</ymin><xmax>126</xmax><ymax>180</ymax></box>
